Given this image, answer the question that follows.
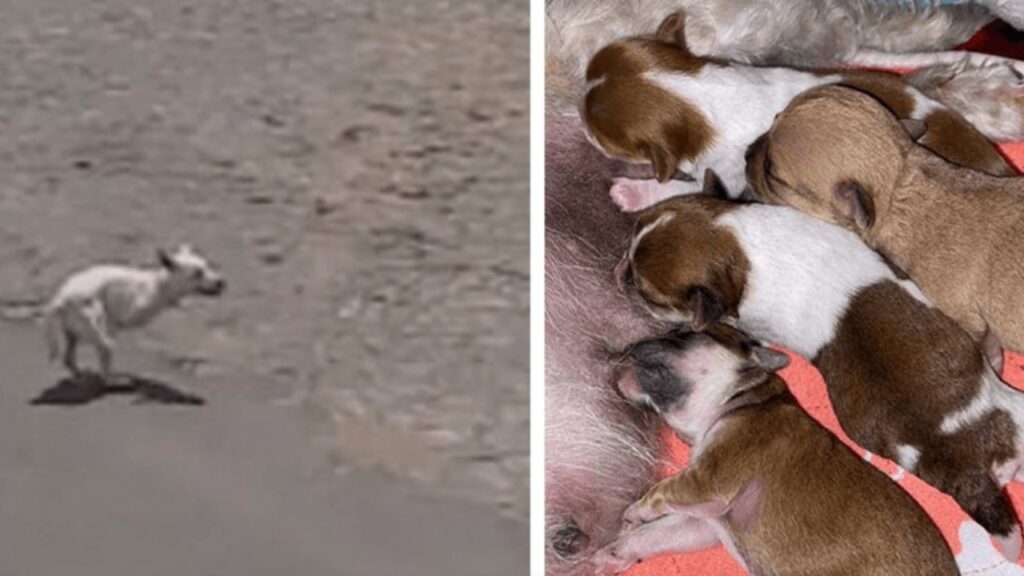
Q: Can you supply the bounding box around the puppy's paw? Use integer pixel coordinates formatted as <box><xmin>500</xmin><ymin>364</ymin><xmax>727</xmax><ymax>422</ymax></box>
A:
<box><xmin>610</xmin><ymin>178</ymin><xmax>651</xmax><ymax>213</ymax></box>
<box><xmin>592</xmin><ymin>542</ymin><xmax>636</xmax><ymax>576</ymax></box>
<box><xmin>623</xmin><ymin>495</ymin><xmax>667</xmax><ymax>527</ymax></box>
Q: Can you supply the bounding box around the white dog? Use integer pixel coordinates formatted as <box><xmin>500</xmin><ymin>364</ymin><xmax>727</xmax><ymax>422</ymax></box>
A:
<box><xmin>44</xmin><ymin>245</ymin><xmax>226</xmax><ymax>378</ymax></box>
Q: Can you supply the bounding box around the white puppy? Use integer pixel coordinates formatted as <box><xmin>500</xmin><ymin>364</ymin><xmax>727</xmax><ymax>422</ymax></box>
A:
<box><xmin>44</xmin><ymin>245</ymin><xmax>226</xmax><ymax>378</ymax></box>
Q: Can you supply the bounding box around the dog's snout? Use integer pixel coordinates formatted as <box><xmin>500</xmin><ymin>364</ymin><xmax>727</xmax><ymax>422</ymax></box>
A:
<box><xmin>199</xmin><ymin>277</ymin><xmax>226</xmax><ymax>296</ymax></box>
<box><xmin>628</xmin><ymin>340</ymin><xmax>670</xmax><ymax>365</ymax></box>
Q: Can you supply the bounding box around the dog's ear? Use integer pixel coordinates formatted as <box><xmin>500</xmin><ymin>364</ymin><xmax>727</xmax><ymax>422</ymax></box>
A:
<box><xmin>900</xmin><ymin>118</ymin><xmax>927</xmax><ymax>141</ymax></box>
<box><xmin>646</xmin><ymin>144</ymin><xmax>680</xmax><ymax>183</ymax></box>
<box><xmin>654</xmin><ymin>11</ymin><xmax>687</xmax><ymax>46</ymax></box>
<box><xmin>751</xmin><ymin>345</ymin><xmax>790</xmax><ymax>372</ymax></box>
<box><xmin>157</xmin><ymin>248</ymin><xmax>176</xmax><ymax>270</ymax></box>
<box><xmin>833</xmin><ymin>180</ymin><xmax>875</xmax><ymax>230</ymax></box>
<box><xmin>687</xmin><ymin>286</ymin><xmax>725</xmax><ymax>332</ymax></box>
<box><xmin>701</xmin><ymin>168</ymin><xmax>730</xmax><ymax>199</ymax></box>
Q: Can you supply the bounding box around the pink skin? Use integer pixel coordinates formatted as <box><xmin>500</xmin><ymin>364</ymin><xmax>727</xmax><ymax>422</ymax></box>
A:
<box><xmin>592</xmin><ymin>513</ymin><xmax>720</xmax><ymax>576</ymax></box>
<box><xmin>610</xmin><ymin>178</ymin><xmax>694</xmax><ymax>212</ymax></box>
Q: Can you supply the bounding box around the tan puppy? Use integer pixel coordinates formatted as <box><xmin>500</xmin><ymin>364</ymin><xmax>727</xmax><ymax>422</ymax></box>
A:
<box><xmin>746</xmin><ymin>84</ymin><xmax>1024</xmax><ymax>366</ymax></box>
<box><xmin>593</xmin><ymin>324</ymin><xmax>957</xmax><ymax>575</ymax></box>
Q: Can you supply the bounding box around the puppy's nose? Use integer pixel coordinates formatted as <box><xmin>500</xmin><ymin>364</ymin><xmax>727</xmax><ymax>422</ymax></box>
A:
<box><xmin>627</xmin><ymin>340</ymin><xmax>670</xmax><ymax>365</ymax></box>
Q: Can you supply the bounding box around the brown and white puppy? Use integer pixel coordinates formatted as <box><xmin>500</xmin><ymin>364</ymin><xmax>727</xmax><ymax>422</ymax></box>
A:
<box><xmin>592</xmin><ymin>324</ymin><xmax>958</xmax><ymax>576</ymax></box>
<box><xmin>580</xmin><ymin>12</ymin><xmax>1014</xmax><ymax>211</ymax></box>
<box><xmin>746</xmin><ymin>84</ymin><xmax>1024</xmax><ymax>368</ymax></box>
<box><xmin>616</xmin><ymin>191</ymin><xmax>1024</xmax><ymax>560</ymax></box>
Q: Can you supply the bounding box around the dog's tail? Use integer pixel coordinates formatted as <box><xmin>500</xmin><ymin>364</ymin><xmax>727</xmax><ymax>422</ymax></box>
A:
<box><xmin>43</xmin><ymin>306</ymin><xmax>64</xmax><ymax>362</ymax></box>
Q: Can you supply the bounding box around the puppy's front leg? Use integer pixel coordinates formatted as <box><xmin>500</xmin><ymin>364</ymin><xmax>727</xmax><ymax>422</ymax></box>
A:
<box><xmin>609</xmin><ymin>178</ymin><xmax>703</xmax><ymax>213</ymax></box>
<box><xmin>592</xmin><ymin>513</ymin><xmax>719</xmax><ymax>576</ymax></box>
<box><xmin>623</xmin><ymin>470</ymin><xmax>719</xmax><ymax>526</ymax></box>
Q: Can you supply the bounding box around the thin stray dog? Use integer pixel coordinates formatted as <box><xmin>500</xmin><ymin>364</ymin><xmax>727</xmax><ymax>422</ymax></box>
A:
<box><xmin>44</xmin><ymin>245</ymin><xmax>225</xmax><ymax>379</ymax></box>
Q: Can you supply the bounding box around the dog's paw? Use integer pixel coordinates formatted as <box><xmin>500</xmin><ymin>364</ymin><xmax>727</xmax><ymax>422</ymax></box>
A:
<box><xmin>592</xmin><ymin>542</ymin><xmax>636</xmax><ymax>576</ymax></box>
<box><xmin>609</xmin><ymin>178</ymin><xmax>656</xmax><ymax>213</ymax></box>
<box><xmin>622</xmin><ymin>496</ymin><xmax>666</xmax><ymax>527</ymax></box>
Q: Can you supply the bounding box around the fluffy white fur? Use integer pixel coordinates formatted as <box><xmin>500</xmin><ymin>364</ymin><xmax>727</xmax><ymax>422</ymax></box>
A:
<box><xmin>44</xmin><ymin>244</ymin><xmax>225</xmax><ymax>377</ymax></box>
<box><xmin>716</xmin><ymin>205</ymin><xmax>901</xmax><ymax>357</ymax></box>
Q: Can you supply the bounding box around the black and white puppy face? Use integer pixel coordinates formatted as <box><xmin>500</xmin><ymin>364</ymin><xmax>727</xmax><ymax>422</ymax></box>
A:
<box><xmin>616</xmin><ymin>325</ymin><xmax>789</xmax><ymax>442</ymax></box>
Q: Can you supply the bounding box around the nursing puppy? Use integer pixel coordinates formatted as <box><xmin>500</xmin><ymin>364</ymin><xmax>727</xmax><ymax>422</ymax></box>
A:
<box><xmin>580</xmin><ymin>13</ymin><xmax>1015</xmax><ymax>212</ymax></box>
<box><xmin>592</xmin><ymin>324</ymin><xmax>957</xmax><ymax>575</ymax></box>
<box><xmin>616</xmin><ymin>190</ymin><xmax>1024</xmax><ymax>559</ymax></box>
<box><xmin>746</xmin><ymin>84</ymin><xmax>1024</xmax><ymax>369</ymax></box>
<box><xmin>548</xmin><ymin>0</ymin><xmax>1024</xmax><ymax>122</ymax></box>
<box><xmin>44</xmin><ymin>245</ymin><xmax>226</xmax><ymax>378</ymax></box>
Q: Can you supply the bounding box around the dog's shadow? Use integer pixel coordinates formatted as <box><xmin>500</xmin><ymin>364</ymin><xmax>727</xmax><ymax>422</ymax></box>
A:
<box><xmin>31</xmin><ymin>372</ymin><xmax>205</xmax><ymax>406</ymax></box>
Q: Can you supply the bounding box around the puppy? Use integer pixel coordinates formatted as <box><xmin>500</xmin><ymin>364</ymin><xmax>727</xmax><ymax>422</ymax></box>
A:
<box><xmin>579</xmin><ymin>13</ymin><xmax>1014</xmax><ymax>212</ymax></box>
<box><xmin>44</xmin><ymin>245</ymin><xmax>226</xmax><ymax>378</ymax></box>
<box><xmin>548</xmin><ymin>1</ymin><xmax>1024</xmax><ymax>111</ymax></box>
<box><xmin>616</xmin><ymin>190</ymin><xmax>1024</xmax><ymax>559</ymax></box>
<box><xmin>592</xmin><ymin>324</ymin><xmax>958</xmax><ymax>575</ymax></box>
<box><xmin>746</xmin><ymin>84</ymin><xmax>1024</xmax><ymax>369</ymax></box>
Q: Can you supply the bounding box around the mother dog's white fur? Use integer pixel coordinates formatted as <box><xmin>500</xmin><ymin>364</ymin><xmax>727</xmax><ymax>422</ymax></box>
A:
<box><xmin>44</xmin><ymin>245</ymin><xmax>225</xmax><ymax>377</ymax></box>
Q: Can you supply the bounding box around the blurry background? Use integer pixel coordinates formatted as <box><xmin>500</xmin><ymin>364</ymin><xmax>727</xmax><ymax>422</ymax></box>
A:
<box><xmin>0</xmin><ymin>0</ymin><xmax>528</xmax><ymax>574</ymax></box>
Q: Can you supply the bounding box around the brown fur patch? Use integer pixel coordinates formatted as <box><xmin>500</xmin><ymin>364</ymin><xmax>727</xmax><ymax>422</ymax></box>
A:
<box><xmin>919</xmin><ymin>108</ymin><xmax>1015</xmax><ymax>176</ymax></box>
<box><xmin>637</xmin><ymin>367</ymin><xmax>957</xmax><ymax>574</ymax></box>
<box><xmin>814</xmin><ymin>280</ymin><xmax>1018</xmax><ymax>537</ymax></box>
<box><xmin>839</xmin><ymin>72</ymin><xmax>916</xmax><ymax>118</ymax></box>
<box><xmin>583</xmin><ymin>38</ymin><xmax>716</xmax><ymax>181</ymax></box>
<box><xmin>629</xmin><ymin>197</ymin><xmax>747</xmax><ymax>320</ymax></box>
<box><xmin>834</xmin><ymin>75</ymin><xmax>1010</xmax><ymax>176</ymax></box>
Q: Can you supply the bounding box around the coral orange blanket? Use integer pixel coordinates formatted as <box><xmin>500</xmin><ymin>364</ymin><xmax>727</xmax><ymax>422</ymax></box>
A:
<box><xmin>625</xmin><ymin>23</ymin><xmax>1024</xmax><ymax>576</ymax></box>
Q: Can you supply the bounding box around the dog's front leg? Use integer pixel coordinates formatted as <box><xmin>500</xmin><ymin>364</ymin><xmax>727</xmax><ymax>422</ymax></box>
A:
<box><xmin>622</xmin><ymin>470</ymin><xmax>719</xmax><ymax>527</ymax></box>
<box><xmin>592</xmin><ymin>513</ymin><xmax>719</xmax><ymax>576</ymax></box>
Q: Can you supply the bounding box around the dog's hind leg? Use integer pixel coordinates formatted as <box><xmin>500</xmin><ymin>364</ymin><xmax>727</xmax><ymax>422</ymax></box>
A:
<box><xmin>62</xmin><ymin>331</ymin><xmax>79</xmax><ymax>375</ymax></box>
<box><xmin>79</xmin><ymin>298</ymin><xmax>115</xmax><ymax>379</ymax></box>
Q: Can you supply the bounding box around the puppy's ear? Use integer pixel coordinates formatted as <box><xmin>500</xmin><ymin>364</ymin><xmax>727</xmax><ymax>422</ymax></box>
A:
<box><xmin>701</xmin><ymin>168</ymin><xmax>730</xmax><ymax>199</ymax></box>
<box><xmin>157</xmin><ymin>248</ymin><xmax>176</xmax><ymax>270</ymax></box>
<box><xmin>654</xmin><ymin>11</ymin><xmax>687</xmax><ymax>46</ymax></box>
<box><xmin>646</xmin><ymin>144</ymin><xmax>680</xmax><ymax>183</ymax></box>
<box><xmin>833</xmin><ymin>181</ymin><xmax>875</xmax><ymax>230</ymax></box>
<box><xmin>688</xmin><ymin>286</ymin><xmax>724</xmax><ymax>332</ymax></box>
<box><xmin>751</xmin><ymin>346</ymin><xmax>790</xmax><ymax>373</ymax></box>
<box><xmin>900</xmin><ymin>118</ymin><xmax>927</xmax><ymax>141</ymax></box>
